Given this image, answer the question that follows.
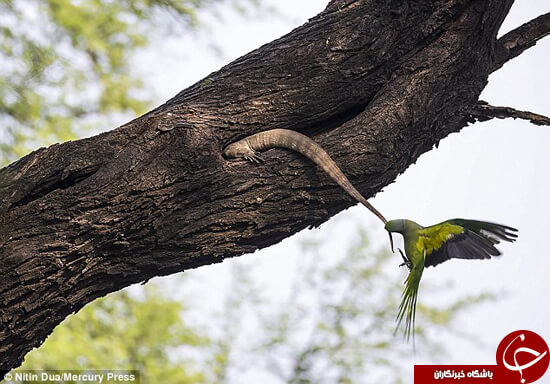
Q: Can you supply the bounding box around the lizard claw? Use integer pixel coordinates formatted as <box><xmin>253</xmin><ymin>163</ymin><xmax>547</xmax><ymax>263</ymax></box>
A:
<box><xmin>251</xmin><ymin>153</ymin><xmax>264</xmax><ymax>163</ymax></box>
<box><xmin>244</xmin><ymin>153</ymin><xmax>264</xmax><ymax>164</ymax></box>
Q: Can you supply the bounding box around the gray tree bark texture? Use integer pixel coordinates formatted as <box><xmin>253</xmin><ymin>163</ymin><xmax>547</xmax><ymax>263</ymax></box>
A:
<box><xmin>2</xmin><ymin>0</ymin><xmax>547</xmax><ymax>374</ymax></box>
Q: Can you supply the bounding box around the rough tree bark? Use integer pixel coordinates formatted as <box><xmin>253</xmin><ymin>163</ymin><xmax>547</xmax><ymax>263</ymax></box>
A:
<box><xmin>1</xmin><ymin>0</ymin><xmax>549</xmax><ymax>374</ymax></box>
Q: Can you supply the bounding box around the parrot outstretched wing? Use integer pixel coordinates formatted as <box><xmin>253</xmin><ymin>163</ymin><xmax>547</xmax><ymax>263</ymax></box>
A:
<box><xmin>421</xmin><ymin>219</ymin><xmax>518</xmax><ymax>268</ymax></box>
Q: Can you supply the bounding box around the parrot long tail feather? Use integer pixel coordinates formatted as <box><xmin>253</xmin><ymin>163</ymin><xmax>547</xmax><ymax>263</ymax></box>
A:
<box><xmin>395</xmin><ymin>260</ymin><xmax>425</xmax><ymax>343</ymax></box>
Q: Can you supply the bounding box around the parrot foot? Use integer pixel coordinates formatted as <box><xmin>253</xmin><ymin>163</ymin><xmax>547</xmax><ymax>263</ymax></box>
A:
<box><xmin>398</xmin><ymin>249</ymin><xmax>412</xmax><ymax>271</ymax></box>
<box><xmin>399</xmin><ymin>261</ymin><xmax>412</xmax><ymax>271</ymax></box>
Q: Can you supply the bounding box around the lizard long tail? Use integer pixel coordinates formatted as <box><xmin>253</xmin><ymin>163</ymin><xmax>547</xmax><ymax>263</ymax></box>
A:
<box><xmin>242</xmin><ymin>129</ymin><xmax>387</xmax><ymax>224</ymax></box>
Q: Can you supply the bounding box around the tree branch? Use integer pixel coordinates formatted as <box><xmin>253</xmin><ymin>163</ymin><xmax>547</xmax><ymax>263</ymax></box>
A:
<box><xmin>472</xmin><ymin>101</ymin><xmax>550</xmax><ymax>126</ymax></box>
<box><xmin>491</xmin><ymin>12</ymin><xmax>550</xmax><ymax>73</ymax></box>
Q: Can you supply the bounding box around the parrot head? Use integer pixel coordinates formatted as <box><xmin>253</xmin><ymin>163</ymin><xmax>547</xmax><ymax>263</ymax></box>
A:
<box><xmin>385</xmin><ymin>219</ymin><xmax>421</xmax><ymax>253</ymax></box>
<box><xmin>384</xmin><ymin>219</ymin><xmax>405</xmax><ymax>253</ymax></box>
<box><xmin>385</xmin><ymin>219</ymin><xmax>406</xmax><ymax>233</ymax></box>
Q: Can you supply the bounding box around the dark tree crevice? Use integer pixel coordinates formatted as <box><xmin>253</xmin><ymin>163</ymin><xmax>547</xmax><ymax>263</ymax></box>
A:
<box><xmin>2</xmin><ymin>0</ymin><xmax>544</xmax><ymax>374</ymax></box>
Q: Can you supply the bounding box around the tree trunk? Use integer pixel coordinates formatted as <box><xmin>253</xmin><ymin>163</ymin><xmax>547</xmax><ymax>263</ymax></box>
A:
<box><xmin>0</xmin><ymin>0</ymin><xmax>516</xmax><ymax>373</ymax></box>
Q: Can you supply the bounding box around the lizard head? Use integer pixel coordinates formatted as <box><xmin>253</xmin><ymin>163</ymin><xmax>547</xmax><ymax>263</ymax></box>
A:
<box><xmin>223</xmin><ymin>140</ymin><xmax>253</xmax><ymax>159</ymax></box>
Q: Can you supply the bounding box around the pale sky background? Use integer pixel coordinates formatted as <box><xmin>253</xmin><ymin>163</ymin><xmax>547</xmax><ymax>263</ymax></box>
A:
<box><xmin>133</xmin><ymin>1</ymin><xmax>550</xmax><ymax>382</ymax></box>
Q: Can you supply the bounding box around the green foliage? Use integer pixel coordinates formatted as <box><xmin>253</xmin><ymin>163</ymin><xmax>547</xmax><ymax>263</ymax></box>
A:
<box><xmin>0</xmin><ymin>0</ymin><xmax>255</xmax><ymax>165</ymax></box>
<box><xmin>16</xmin><ymin>285</ymin><xmax>208</xmax><ymax>383</ymax></box>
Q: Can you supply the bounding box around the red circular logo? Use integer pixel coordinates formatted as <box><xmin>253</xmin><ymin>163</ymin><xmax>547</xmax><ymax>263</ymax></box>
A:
<box><xmin>496</xmin><ymin>330</ymin><xmax>550</xmax><ymax>383</ymax></box>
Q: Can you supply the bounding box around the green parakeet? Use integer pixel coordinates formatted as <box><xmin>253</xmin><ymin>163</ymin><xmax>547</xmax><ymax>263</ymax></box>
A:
<box><xmin>385</xmin><ymin>218</ymin><xmax>518</xmax><ymax>341</ymax></box>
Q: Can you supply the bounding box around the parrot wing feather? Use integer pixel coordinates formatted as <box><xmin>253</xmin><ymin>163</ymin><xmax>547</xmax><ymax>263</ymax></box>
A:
<box><xmin>447</xmin><ymin>219</ymin><xmax>518</xmax><ymax>244</ymax></box>
<box><xmin>420</xmin><ymin>220</ymin><xmax>512</xmax><ymax>267</ymax></box>
<box><xmin>425</xmin><ymin>230</ymin><xmax>499</xmax><ymax>267</ymax></box>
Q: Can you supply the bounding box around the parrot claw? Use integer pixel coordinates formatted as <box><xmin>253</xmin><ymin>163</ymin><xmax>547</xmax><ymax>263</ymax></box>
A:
<box><xmin>399</xmin><ymin>261</ymin><xmax>412</xmax><ymax>271</ymax></box>
<box><xmin>397</xmin><ymin>248</ymin><xmax>412</xmax><ymax>271</ymax></box>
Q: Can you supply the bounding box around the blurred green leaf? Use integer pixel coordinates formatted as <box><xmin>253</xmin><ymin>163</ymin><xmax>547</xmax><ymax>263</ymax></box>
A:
<box><xmin>16</xmin><ymin>284</ymin><xmax>208</xmax><ymax>384</ymax></box>
<box><xmin>0</xmin><ymin>0</ymin><xmax>260</xmax><ymax>165</ymax></box>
